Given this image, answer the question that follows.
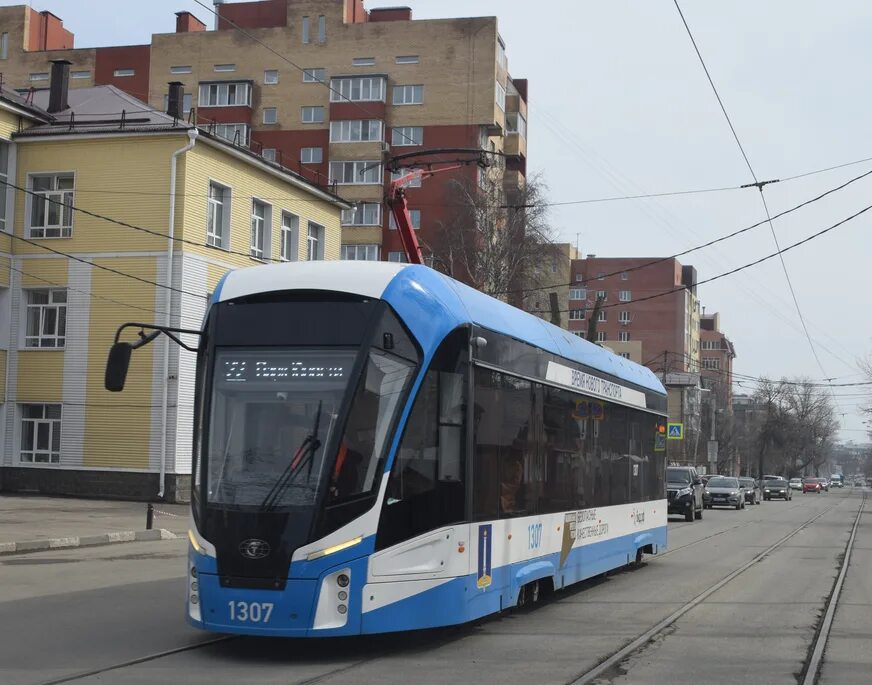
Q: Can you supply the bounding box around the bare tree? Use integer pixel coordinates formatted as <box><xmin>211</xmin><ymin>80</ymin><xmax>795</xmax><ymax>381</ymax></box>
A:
<box><xmin>425</xmin><ymin>172</ymin><xmax>556</xmax><ymax>300</ymax></box>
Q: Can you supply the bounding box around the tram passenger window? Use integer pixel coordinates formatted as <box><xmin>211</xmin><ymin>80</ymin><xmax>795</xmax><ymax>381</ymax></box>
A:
<box><xmin>629</xmin><ymin>420</ymin><xmax>644</xmax><ymax>502</ymax></box>
<box><xmin>604</xmin><ymin>405</ymin><xmax>630</xmax><ymax>505</ymax></box>
<box><xmin>376</xmin><ymin>329</ymin><xmax>468</xmax><ymax>550</ymax></box>
<box><xmin>541</xmin><ymin>386</ymin><xmax>582</xmax><ymax>513</ymax></box>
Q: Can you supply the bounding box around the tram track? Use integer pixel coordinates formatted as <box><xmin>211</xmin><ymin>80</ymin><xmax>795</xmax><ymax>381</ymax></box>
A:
<box><xmin>565</xmin><ymin>492</ymin><xmax>866</xmax><ymax>685</ymax></box>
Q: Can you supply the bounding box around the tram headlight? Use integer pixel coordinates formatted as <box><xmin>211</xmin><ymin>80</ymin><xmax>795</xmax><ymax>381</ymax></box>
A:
<box><xmin>337</xmin><ymin>573</ymin><xmax>350</xmax><ymax>588</ymax></box>
<box><xmin>338</xmin><ymin>590</ymin><xmax>348</xmax><ymax>601</ymax></box>
<box><xmin>337</xmin><ymin>604</ymin><xmax>347</xmax><ymax>614</ymax></box>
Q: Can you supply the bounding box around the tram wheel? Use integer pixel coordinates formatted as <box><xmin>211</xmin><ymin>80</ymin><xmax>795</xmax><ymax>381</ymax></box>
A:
<box><xmin>530</xmin><ymin>580</ymin><xmax>540</xmax><ymax>604</ymax></box>
<box><xmin>516</xmin><ymin>584</ymin><xmax>528</xmax><ymax>608</ymax></box>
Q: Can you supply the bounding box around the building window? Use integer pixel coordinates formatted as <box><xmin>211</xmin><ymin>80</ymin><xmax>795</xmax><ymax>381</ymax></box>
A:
<box><xmin>0</xmin><ymin>32</ymin><xmax>8</xmax><ymax>60</ymax></box>
<box><xmin>198</xmin><ymin>81</ymin><xmax>251</xmax><ymax>106</ymax></box>
<box><xmin>597</xmin><ymin>310</ymin><xmax>607</xmax><ymax>322</ymax></box>
<box><xmin>170</xmin><ymin>65</ymin><xmax>192</xmax><ymax>74</ymax></box>
<box><xmin>301</xmin><ymin>106</ymin><xmax>325</xmax><ymax>123</ymax></box>
<box><xmin>597</xmin><ymin>272</ymin><xmax>605</xmax><ymax>280</ymax></box>
<box><xmin>0</xmin><ymin>141</ymin><xmax>9</xmax><ymax>232</ymax></box>
<box><xmin>352</xmin><ymin>57</ymin><xmax>375</xmax><ymax>66</ymax></box>
<box><xmin>263</xmin><ymin>107</ymin><xmax>278</xmax><ymax>124</ymax></box>
<box><xmin>701</xmin><ymin>340</ymin><xmax>721</xmax><ymax>350</ymax></box>
<box><xmin>395</xmin><ymin>55</ymin><xmax>419</xmax><ymax>64</ymax></box>
<box><xmin>572</xmin><ymin>331</ymin><xmax>585</xmax><ymax>339</ymax></box>
<box><xmin>317</xmin><ymin>15</ymin><xmax>326</xmax><ymax>43</ymax></box>
<box><xmin>207</xmin><ymin>181</ymin><xmax>229</xmax><ymax>248</ymax></box>
<box><xmin>307</xmin><ymin>221</ymin><xmax>325</xmax><ymax>261</ymax></box>
<box><xmin>28</xmin><ymin>173</ymin><xmax>74</xmax><ymax>238</ymax></box>
<box><xmin>619</xmin><ymin>310</ymin><xmax>630</xmax><ymax>323</ymax></box>
<box><xmin>621</xmin><ymin>271</ymin><xmax>629</xmax><ymax>280</ymax></box>
<box><xmin>596</xmin><ymin>290</ymin><xmax>607</xmax><ymax>301</ymax></box>
<box><xmin>300</xmin><ymin>147</ymin><xmax>323</xmax><ymax>164</ymax></box>
<box><xmin>329</xmin><ymin>160</ymin><xmax>382</xmax><ymax>185</ymax></box>
<box><xmin>392</xmin><ymin>126</ymin><xmax>423</xmax><ymax>147</ymax></box>
<box><xmin>569</xmin><ymin>309</ymin><xmax>585</xmax><ymax>320</ymax></box>
<box><xmin>329</xmin><ymin>119</ymin><xmax>383</xmax><ymax>142</ymax></box>
<box><xmin>702</xmin><ymin>357</ymin><xmax>721</xmax><ymax>370</ymax></box>
<box><xmin>596</xmin><ymin>331</ymin><xmax>607</xmax><ymax>342</ymax></box>
<box><xmin>250</xmin><ymin>200</ymin><xmax>269</xmax><ymax>259</ymax></box>
<box><xmin>71</xmin><ymin>70</ymin><xmax>90</xmax><ymax>80</ymax></box>
<box><xmin>302</xmin><ymin>16</ymin><xmax>310</xmax><ymax>43</ymax></box>
<box><xmin>212</xmin><ymin>123</ymin><xmax>249</xmax><ymax>145</ymax></box>
<box><xmin>495</xmin><ymin>80</ymin><xmax>506</xmax><ymax>110</ymax></box>
<box><xmin>505</xmin><ymin>111</ymin><xmax>527</xmax><ymax>138</ymax></box>
<box><xmin>30</xmin><ymin>72</ymin><xmax>49</xmax><ymax>82</ymax></box>
<box><xmin>113</xmin><ymin>68</ymin><xmax>135</xmax><ymax>77</ymax></box>
<box><xmin>330</xmin><ymin>76</ymin><xmax>386</xmax><ymax>102</ymax></box>
<box><xmin>389</xmin><ymin>209</ymin><xmax>421</xmax><ymax>229</ymax></box>
<box><xmin>391</xmin><ymin>169</ymin><xmax>422</xmax><ymax>187</ymax></box>
<box><xmin>264</xmin><ymin>69</ymin><xmax>279</xmax><ymax>85</ymax></box>
<box><xmin>619</xmin><ymin>331</ymin><xmax>630</xmax><ymax>342</ymax></box>
<box><xmin>303</xmin><ymin>68</ymin><xmax>325</xmax><ymax>82</ymax></box>
<box><xmin>163</xmin><ymin>93</ymin><xmax>193</xmax><ymax>113</ymax></box>
<box><xmin>341</xmin><ymin>244</ymin><xmax>379</xmax><ymax>260</ymax></box>
<box><xmin>25</xmin><ymin>289</ymin><xmax>67</xmax><ymax>348</ymax></box>
<box><xmin>619</xmin><ymin>290</ymin><xmax>631</xmax><ymax>302</ymax></box>
<box><xmin>388</xmin><ymin>251</ymin><xmax>408</xmax><ymax>263</ymax></box>
<box><xmin>341</xmin><ymin>202</ymin><xmax>381</xmax><ymax>226</ymax></box>
<box><xmin>280</xmin><ymin>211</ymin><xmax>299</xmax><ymax>261</ymax></box>
<box><xmin>262</xmin><ymin>148</ymin><xmax>277</xmax><ymax>162</ymax></box>
<box><xmin>497</xmin><ymin>36</ymin><xmax>507</xmax><ymax>69</ymax></box>
<box><xmin>213</xmin><ymin>64</ymin><xmax>236</xmax><ymax>72</ymax></box>
<box><xmin>569</xmin><ymin>287</ymin><xmax>586</xmax><ymax>300</ymax></box>
<box><xmin>393</xmin><ymin>84</ymin><xmax>424</xmax><ymax>105</ymax></box>
<box><xmin>619</xmin><ymin>352</ymin><xmax>630</xmax><ymax>359</ymax></box>
<box><xmin>20</xmin><ymin>404</ymin><xmax>62</xmax><ymax>464</ymax></box>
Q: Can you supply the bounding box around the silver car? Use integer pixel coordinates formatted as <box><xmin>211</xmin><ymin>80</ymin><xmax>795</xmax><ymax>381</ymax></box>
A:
<box><xmin>703</xmin><ymin>476</ymin><xmax>746</xmax><ymax>510</ymax></box>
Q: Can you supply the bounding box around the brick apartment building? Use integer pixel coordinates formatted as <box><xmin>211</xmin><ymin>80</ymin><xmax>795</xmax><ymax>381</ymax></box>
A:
<box><xmin>700</xmin><ymin>311</ymin><xmax>736</xmax><ymax>401</ymax></box>
<box><xmin>0</xmin><ymin>0</ymin><xmax>527</xmax><ymax>268</ymax></box>
<box><xmin>566</xmin><ymin>255</ymin><xmax>701</xmax><ymax>373</ymax></box>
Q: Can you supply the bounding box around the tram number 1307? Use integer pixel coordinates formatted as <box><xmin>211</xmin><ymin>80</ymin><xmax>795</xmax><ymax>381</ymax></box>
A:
<box><xmin>228</xmin><ymin>600</ymin><xmax>274</xmax><ymax>623</ymax></box>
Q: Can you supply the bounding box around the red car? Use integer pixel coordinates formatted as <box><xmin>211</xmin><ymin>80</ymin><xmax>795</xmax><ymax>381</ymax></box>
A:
<box><xmin>802</xmin><ymin>478</ymin><xmax>821</xmax><ymax>493</ymax></box>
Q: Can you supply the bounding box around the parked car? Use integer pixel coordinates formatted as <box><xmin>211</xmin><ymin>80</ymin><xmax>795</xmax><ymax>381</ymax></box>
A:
<box><xmin>667</xmin><ymin>466</ymin><xmax>705</xmax><ymax>522</ymax></box>
<box><xmin>763</xmin><ymin>478</ymin><xmax>792</xmax><ymax>500</ymax></box>
<box><xmin>739</xmin><ymin>477</ymin><xmax>762</xmax><ymax>505</ymax></box>
<box><xmin>802</xmin><ymin>478</ymin><xmax>821</xmax><ymax>494</ymax></box>
<box><xmin>704</xmin><ymin>476</ymin><xmax>746</xmax><ymax>510</ymax></box>
<box><xmin>789</xmin><ymin>478</ymin><xmax>803</xmax><ymax>491</ymax></box>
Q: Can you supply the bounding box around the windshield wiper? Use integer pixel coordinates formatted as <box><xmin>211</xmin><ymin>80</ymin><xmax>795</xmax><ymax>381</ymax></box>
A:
<box><xmin>261</xmin><ymin>401</ymin><xmax>323</xmax><ymax>512</ymax></box>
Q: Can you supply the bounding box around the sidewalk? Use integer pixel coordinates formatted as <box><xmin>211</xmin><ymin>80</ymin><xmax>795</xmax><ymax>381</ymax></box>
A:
<box><xmin>0</xmin><ymin>495</ymin><xmax>189</xmax><ymax>555</ymax></box>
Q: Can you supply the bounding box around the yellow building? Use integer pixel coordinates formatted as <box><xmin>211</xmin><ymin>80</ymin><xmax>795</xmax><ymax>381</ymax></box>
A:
<box><xmin>0</xmin><ymin>66</ymin><xmax>348</xmax><ymax>500</ymax></box>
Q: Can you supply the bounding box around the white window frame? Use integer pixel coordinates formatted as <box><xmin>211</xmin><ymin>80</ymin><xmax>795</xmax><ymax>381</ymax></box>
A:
<box><xmin>392</xmin><ymin>126</ymin><xmax>423</xmax><ymax>147</ymax></box>
<box><xmin>387</xmin><ymin>251</ymin><xmax>408</xmax><ymax>263</ymax></box>
<box><xmin>702</xmin><ymin>357</ymin><xmax>721</xmax><ymax>370</ymax></box>
<box><xmin>596</xmin><ymin>331</ymin><xmax>607</xmax><ymax>342</ymax></box>
<box><xmin>621</xmin><ymin>271</ymin><xmax>629</xmax><ymax>280</ymax></box>
<box><xmin>389</xmin><ymin>209</ymin><xmax>421</xmax><ymax>229</ymax></box>
<box><xmin>280</xmin><ymin>211</ymin><xmax>299</xmax><ymax>262</ymax></box>
<box><xmin>302</xmin><ymin>16</ymin><xmax>310</xmax><ymax>44</ymax></box>
<box><xmin>395</xmin><ymin>55</ymin><xmax>419</xmax><ymax>64</ymax></box>
<box><xmin>330</xmin><ymin>119</ymin><xmax>383</xmax><ymax>143</ymax></box>
<box><xmin>113</xmin><ymin>68</ymin><xmax>135</xmax><ymax>77</ymax></box>
<box><xmin>341</xmin><ymin>202</ymin><xmax>382</xmax><ymax>226</ymax></box>
<box><xmin>249</xmin><ymin>199</ymin><xmax>271</xmax><ymax>260</ymax></box>
<box><xmin>317</xmin><ymin>15</ymin><xmax>326</xmax><ymax>43</ymax></box>
<box><xmin>330</xmin><ymin>76</ymin><xmax>386</xmax><ymax>103</ymax></box>
<box><xmin>301</xmin><ymin>106</ymin><xmax>325</xmax><ymax>123</ymax></box>
<box><xmin>391</xmin><ymin>168</ymin><xmax>422</xmax><ymax>188</ymax></box>
<box><xmin>569</xmin><ymin>288</ymin><xmax>585</xmax><ymax>300</ymax></box>
<box><xmin>619</xmin><ymin>352</ymin><xmax>630</xmax><ymax>359</ymax></box>
<box><xmin>597</xmin><ymin>310</ymin><xmax>607</xmax><ymax>322</ymax></box>
<box><xmin>70</xmin><ymin>70</ymin><xmax>90</xmax><ymax>80</ymax></box>
<box><xmin>393</xmin><ymin>84</ymin><xmax>423</xmax><ymax>105</ymax></box>
<box><xmin>211</xmin><ymin>123</ymin><xmax>249</xmax><ymax>146</ymax></box>
<box><xmin>30</xmin><ymin>72</ymin><xmax>49</xmax><ymax>82</ymax></box>
<box><xmin>569</xmin><ymin>309</ymin><xmax>585</xmax><ymax>320</ymax></box>
<box><xmin>300</xmin><ymin>147</ymin><xmax>323</xmax><ymax>164</ymax></box>
<box><xmin>619</xmin><ymin>290</ymin><xmax>631</xmax><ymax>302</ymax></box>
<box><xmin>170</xmin><ymin>65</ymin><xmax>192</xmax><ymax>74</ymax></box>
<box><xmin>198</xmin><ymin>82</ymin><xmax>252</xmax><ymax>107</ymax></box>
<box><xmin>207</xmin><ymin>180</ymin><xmax>231</xmax><ymax>249</ymax></box>
<box><xmin>263</xmin><ymin>107</ymin><xmax>278</xmax><ymax>124</ymax></box>
<box><xmin>341</xmin><ymin>244</ymin><xmax>379</xmax><ymax>261</ymax></box>
<box><xmin>596</xmin><ymin>290</ymin><xmax>607</xmax><ymax>301</ymax></box>
<box><xmin>329</xmin><ymin>161</ymin><xmax>382</xmax><ymax>185</ymax></box>
<box><xmin>307</xmin><ymin>221</ymin><xmax>325</xmax><ymax>261</ymax></box>
<box><xmin>19</xmin><ymin>403</ymin><xmax>62</xmax><ymax>464</ymax></box>
<box><xmin>262</xmin><ymin>148</ymin><xmax>277</xmax><ymax>162</ymax></box>
<box><xmin>495</xmin><ymin>80</ymin><xmax>506</xmax><ymax>110</ymax></box>
<box><xmin>618</xmin><ymin>331</ymin><xmax>630</xmax><ymax>342</ymax></box>
<box><xmin>24</xmin><ymin>288</ymin><xmax>67</xmax><ymax>348</ymax></box>
<box><xmin>264</xmin><ymin>69</ymin><xmax>279</xmax><ymax>85</ymax></box>
<box><xmin>618</xmin><ymin>310</ymin><xmax>631</xmax><ymax>323</ymax></box>
<box><xmin>27</xmin><ymin>172</ymin><xmax>74</xmax><ymax>238</ymax></box>
<box><xmin>0</xmin><ymin>32</ymin><xmax>8</xmax><ymax>61</ymax></box>
<box><xmin>163</xmin><ymin>93</ymin><xmax>193</xmax><ymax>113</ymax></box>
<box><xmin>303</xmin><ymin>68</ymin><xmax>325</xmax><ymax>83</ymax></box>
<box><xmin>572</xmin><ymin>331</ymin><xmax>585</xmax><ymax>339</ymax></box>
<box><xmin>352</xmin><ymin>57</ymin><xmax>375</xmax><ymax>66</ymax></box>
<box><xmin>0</xmin><ymin>140</ymin><xmax>14</xmax><ymax>233</ymax></box>
<box><xmin>213</xmin><ymin>64</ymin><xmax>237</xmax><ymax>73</ymax></box>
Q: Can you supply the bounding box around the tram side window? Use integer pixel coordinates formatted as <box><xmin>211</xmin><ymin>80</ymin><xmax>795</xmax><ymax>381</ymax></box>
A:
<box><xmin>601</xmin><ymin>404</ymin><xmax>630</xmax><ymax>505</ymax></box>
<box><xmin>376</xmin><ymin>328</ymin><xmax>468</xmax><ymax>550</ymax></box>
<box><xmin>541</xmin><ymin>386</ymin><xmax>584</xmax><ymax>512</ymax></box>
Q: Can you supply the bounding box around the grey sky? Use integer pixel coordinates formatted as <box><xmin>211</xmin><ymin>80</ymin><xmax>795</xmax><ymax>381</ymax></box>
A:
<box><xmin>8</xmin><ymin>0</ymin><xmax>872</xmax><ymax>440</ymax></box>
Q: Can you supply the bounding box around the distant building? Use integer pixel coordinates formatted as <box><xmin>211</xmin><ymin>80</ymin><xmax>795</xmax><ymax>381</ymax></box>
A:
<box><xmin>0</xmin><ymin>1</ymin><xmax>528</xmax><ymax>275</ymax></box>
<box><xmin>0</xmin><ymin>65</ymin><xmax>347</xmax><ymax>500</ymax></box>
<box><xmin>523</xmin><ymin>242</ymin><xmax>579</xmax><ymax>327</ymax></box>
<box><xmin>699</xmin><ymin>311</ymin><xmax>736</xmax><ymax>402</ymax></box>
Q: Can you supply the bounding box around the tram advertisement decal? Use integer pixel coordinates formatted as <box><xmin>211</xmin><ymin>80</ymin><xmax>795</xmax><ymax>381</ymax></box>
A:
<box><xmin>477</xmin><ymin>524</ymin><xmax>493</xmax><ymax>589</ymax></box>
<box><xmin>560</xmin><ymin>509</ymin><xmax>610</xmax><ymax>567</ymax></box>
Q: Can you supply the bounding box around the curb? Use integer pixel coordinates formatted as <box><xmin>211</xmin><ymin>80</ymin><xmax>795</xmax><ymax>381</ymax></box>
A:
<box><xmin>0</xmin><ymin>528</ymin><xmax>178</xmax><ymax>556</ymax></box>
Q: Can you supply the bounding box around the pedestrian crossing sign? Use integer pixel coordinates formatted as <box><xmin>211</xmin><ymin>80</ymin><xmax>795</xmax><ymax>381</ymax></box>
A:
<box><xmin>667</xmin><ymin>423</ymin><xmax>684</xmax><ymax>440</ymax></box>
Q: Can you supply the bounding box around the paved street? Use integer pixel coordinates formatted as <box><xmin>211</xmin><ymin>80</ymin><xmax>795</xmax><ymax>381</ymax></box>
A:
<box><xmin>0</xmin><ymin>489</ymin><xmax>868</xmax><ymax>685</ymax></box>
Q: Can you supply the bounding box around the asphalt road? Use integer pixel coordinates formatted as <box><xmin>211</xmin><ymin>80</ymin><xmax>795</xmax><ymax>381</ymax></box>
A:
<box><xmin>0</xmin><ymin>488</ymin><xmax>867</xmax><ymax>685</ymax></box>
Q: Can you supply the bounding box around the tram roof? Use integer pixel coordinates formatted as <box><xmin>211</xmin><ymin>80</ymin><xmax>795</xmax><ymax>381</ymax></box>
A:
<box><xmin>214</xmin><ymin>261</ymin><xmax>666</xmax><ymax>395</ymax></box>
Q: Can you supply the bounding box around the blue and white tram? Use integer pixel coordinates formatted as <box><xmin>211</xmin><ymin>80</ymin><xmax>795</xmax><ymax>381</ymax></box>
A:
<box><xmin>114</xmin><ymin>261</ymin><xmax>668</xmax><ymax>636</ymax></box>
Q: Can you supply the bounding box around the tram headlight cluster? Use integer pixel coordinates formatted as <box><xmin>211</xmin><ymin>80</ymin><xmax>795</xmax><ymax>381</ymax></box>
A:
<box><xmin>337</xmin><ymin>573</ymin><xmax>350</xmax><ymax>588</ymax></box>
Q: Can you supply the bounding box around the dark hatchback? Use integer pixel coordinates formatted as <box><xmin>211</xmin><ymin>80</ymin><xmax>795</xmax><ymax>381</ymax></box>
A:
<box><xmin>667</xmin><ymin>466</ymin><xmax>705</xmax><ymax>522</ymax></box>
<box><xmin>763</xmin><ymin>478</ymin><xmax>792</xmax><ymax>500</ymax></box>
<box><xmin>739</xmin><ymin>478</ymin><xmax>762</xmax><ymax>505</ymax></box>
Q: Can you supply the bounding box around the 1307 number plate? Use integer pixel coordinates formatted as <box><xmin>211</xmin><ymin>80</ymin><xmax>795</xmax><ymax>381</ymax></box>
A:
<box><xmin>228</xmin><ymin>600</ymin><xmax>274</xmax><ymax>623</ymax></box>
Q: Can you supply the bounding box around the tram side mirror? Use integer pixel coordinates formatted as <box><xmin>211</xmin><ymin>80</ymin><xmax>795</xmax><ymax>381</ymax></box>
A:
<box><xmin>105</xmin><ymin>342</ymin><xmax>133</xmax><ymax>392</ymax></box>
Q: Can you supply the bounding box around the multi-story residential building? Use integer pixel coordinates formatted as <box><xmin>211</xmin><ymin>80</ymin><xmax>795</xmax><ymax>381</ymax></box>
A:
<box><xmin>567</xmin><ymin>255</ymin><xmax>701</xmax><ymax>371</ymax></box>
<box><xmin>0</xmin><ymin>65</ymin><xmax>346</xmax><ymax>500</ymax></box>
<box><xmin>523</xmin><ymin>242</ymin><xmax>579</xmax><ymax>327</ymax></box>
<box><xmin>0</xmin><ymin>1</ymin><xmax>528</xmax><ymax>273</ymax></box>
<box><xmin>699</xmin><ymin>311</ymin><xmax>736</xmax><ymax>400</ymax></box>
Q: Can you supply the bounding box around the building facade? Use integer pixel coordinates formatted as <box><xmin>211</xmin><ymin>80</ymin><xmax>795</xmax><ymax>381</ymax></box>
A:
<box><xmin>0</xmin><ymin>70</ymin><xmax>346</xmax><ymax>500</ymax></box>
<box><xmin>0</xmin><ymin>1</ymin><xmax>528</xmax><ymax>272</ymax></box>
<box><xmin>699</xmin><ymin>312</ymin><xmax>736</xmax><ymax>400</ymax></box>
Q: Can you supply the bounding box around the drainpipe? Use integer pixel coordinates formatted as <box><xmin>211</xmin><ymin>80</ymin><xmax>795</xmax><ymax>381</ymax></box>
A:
<box><xmin>160</xmin><ymin>128</ymin><xmax>198</xmax><ymax>500</ymax></box>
